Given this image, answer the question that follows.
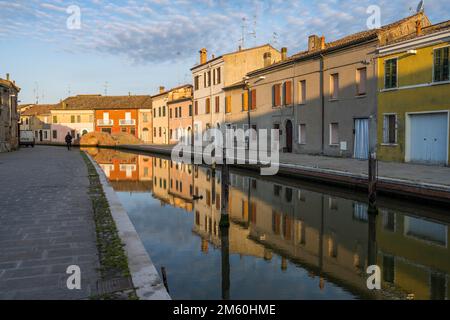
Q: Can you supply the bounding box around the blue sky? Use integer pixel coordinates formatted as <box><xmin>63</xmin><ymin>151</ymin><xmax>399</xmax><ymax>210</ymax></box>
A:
<box><xmin>1</xmin><ymin>0</ymin><xmax>449</xmax><ymax>104</ymax></box>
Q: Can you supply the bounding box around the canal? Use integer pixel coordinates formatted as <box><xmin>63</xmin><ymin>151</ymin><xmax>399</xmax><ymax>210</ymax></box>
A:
<box><xmin>86</xmin><ymin>148</ymin><xmax>450</xmax><ymax>300</ymax></box>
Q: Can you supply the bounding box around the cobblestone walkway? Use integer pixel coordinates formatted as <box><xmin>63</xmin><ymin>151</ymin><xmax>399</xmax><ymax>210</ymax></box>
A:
<box><xmin>0</xmin><ymin>146</ymin><xmax>100</xmax><ymax>299</ymax></box>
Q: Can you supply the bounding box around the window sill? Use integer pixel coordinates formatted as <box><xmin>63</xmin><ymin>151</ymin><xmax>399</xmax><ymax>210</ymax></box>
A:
<box><xmin>329</xmin><ymin>99</ymin><xmax>339</xmax><ymax>102</ymax></box>
<box><xmin>381</xmin><ymin>143</ymin><xmax>398</xmax><ymax>147</ymax></box>
<box><xmin>380</xmin><ymin>87</ymin><xmax>398</xmax><ymax>92</ymax></box>
<box><xmin>355</xmin><ymin>94</ymin><xmax>367</xmax><ymax>99</ymax></box>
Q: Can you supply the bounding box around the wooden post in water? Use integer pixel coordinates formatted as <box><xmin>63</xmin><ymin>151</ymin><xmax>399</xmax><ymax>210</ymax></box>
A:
<box><xmin>367</xmin><ymin>116</ymin><xmax>378</xmax><ymax>266</ymax></box>
<box><xmin>219</xmin><ymin>148</ymin><xmax>230</xmax><ymax>300</ymax></box>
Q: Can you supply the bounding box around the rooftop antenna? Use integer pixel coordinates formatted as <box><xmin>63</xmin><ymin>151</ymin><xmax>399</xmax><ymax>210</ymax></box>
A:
<box><xmin>239</xmin><ymin>17</ymin><xmax>247</xmax><ymax>49</ymax></box>
<box><xmin>416</xmin><ymin>0</ymin><xmax>425</xmax><ymax>13</ymax></box>
<box><xmin>248</xmin><ymin>14</ymin><xmax>257</xmax><ymax>46</ymax></box>
<box><xmin>67</xmin><ymin>85</ymin><xmax>71</xmax><ymax>97</ymax></box>
<box><xmin>104</xmin><ymin>81</ymin><xmax>108</xmax><ymax>96</ymax></box>
<box><xmin>33</xmin><ymin>82</ymin><xmax>39</xmax><ymax>104</ymax></box>
<box><xmin>271</xmin><ymin>32</ymin><xmax>279</xmax><ymax>48</ymax></box>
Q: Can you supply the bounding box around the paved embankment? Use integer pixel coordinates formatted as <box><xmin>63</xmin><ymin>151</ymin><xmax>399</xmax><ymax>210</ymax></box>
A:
<box><xmin>119</xmin><ymin>144</ymin><xmax>450</xmax><ymax>204</ymax></box>
<box><xmin>0</xmin><ymin>146</ymin><xmax>100</xmax><ymax>299</ymax></box>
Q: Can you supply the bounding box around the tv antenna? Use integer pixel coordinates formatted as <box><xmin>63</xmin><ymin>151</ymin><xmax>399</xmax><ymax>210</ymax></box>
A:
<box><xmin>271</xmin><ymin>32</ymin><xmax>279</xmax><ymax>48</ymax></box>
<box><xmin>104</xmin><ymin>81</ymin><xmax>108</xmax><ymax>96</ymax></box>
<box><xmin>33</xmin><ymin>82</ymin><xmax>39</xmax><ymax>104</ymax></box>
<box><xmin>248</xmin><ymin>14</ymin><xmax>257</xmax><ymax>46</ymax></box>
<box><xmin>239</xmin><ymin>17</ymin><xmax>247</xmax><ymax>49</ymax></box>
<box><xmin>417</xmin><ymin>0</ymin><xmax>425</xmax><ymax>13</ymax></box>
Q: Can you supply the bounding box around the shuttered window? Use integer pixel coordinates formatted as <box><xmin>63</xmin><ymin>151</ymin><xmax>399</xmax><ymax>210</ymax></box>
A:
<box><xmin>385</xmin><ymin>58</ymin><xmax>397</xmax><ymax>89</ymax></box>
<box><xmin>242</xmin><ymin>91</ymin><xmax>249</xmax><ymax>111</ymax></box>
<box><xmin>194</xmin><ymin>101</ymin><xmax>198</xmax><ymax>115</ymax></box>
<box><xmin>272</xmin><ymin>84</ymin><xmax>281</xmax><ymax>107</ymax></box>
<box><xmin>225</xmin><ymin>96</ymin><xmax>232</xmax><ymax>113</ymax></box>
<box><xmin>250</xmin><ymin>89</ymin><xmax>257</xmax><ymax>110</ymax></box>
<box><xmin>205</xmin><ymin>98</ymin><xmax>210</xmax><ymax>114</ymax></box>
<box><xmin>215</xmin><ymin>96</ymin><xmax>220</xmax><ymax>113</ymax></box>
<box><xmin>383</xmin><ymin>114</ymin><xmax>397</xmax><ymax>144</ymax></box>
<box><xmin>299</xmin><ymin>80</ymin><xmax>306</xmax><ymax>104</ymax></box>
<box><xmin>330</xmin><ymin>73</ymin><xmax>339</xmax><ymax>99</ymax></box>
<box><xmin>357</xmin><ymin>67</ymin><xmax>367</xmax><ymax>95</ymax></box>
<box><xmin>284</xmin><ymin>81</ymin><xmax>292</xmax><ymax>105</ymax></box>
<box><xmin>434</xmin><ymin>47</ymin><xmax>450</xmax><ymax>83</ymax></box>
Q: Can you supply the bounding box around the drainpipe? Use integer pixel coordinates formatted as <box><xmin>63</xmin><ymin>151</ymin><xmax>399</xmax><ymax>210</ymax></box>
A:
<box><xmin>319</xmin><ymin>54</ymin><xmax>325</xmax><ymax>154</ymax></box>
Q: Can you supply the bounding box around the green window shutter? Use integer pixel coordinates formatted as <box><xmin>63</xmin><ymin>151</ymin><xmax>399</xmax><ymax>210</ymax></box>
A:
<box><xmin>385</xmin><ymin>61</ymin><xmax>392</xmax><ymax>88</ymax></box>
<box><xmin>434</xmin><ymin>48</ymin><xmax>442</xmax><ymax>82</ymax></box>
<box><xmin>443</xmin><ymin>47</ymin><xmax>449</xmax><ymax>81</ymax></box>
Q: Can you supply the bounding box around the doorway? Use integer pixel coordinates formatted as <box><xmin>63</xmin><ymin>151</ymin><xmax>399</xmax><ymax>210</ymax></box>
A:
<box><xmin>285</xmin><ymin>120</ymin><xmax>293</xmax><ymax>153</ymax></box>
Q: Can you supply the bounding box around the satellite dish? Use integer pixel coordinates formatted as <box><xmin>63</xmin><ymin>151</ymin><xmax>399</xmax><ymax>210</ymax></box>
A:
<box><xmin>417</xmin><ymin>0</ymin><xmax>424</xmax><ymax>13</ymax></box>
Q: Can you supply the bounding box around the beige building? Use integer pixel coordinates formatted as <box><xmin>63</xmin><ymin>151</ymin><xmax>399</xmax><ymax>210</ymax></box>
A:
<box><xmin>168</xmin><ymin>85</ymin><xmax>193</xmax><ymax>144</ymax></box>
<box><xmin>138</xmin><ymin>109</ymin><xmax>153</xmax><ymax>144</ymax></box>
<box><xmin>191</xmin><ymin>45</ymin><xmax>281</xmax><ymax>143</ymax></box>
<box><xmin>0</xmin><ymin>74</ymin><xmax>20</xmax><ymax>152</ymax></box>
<box><xmin>245</xmin><ymin>13</ymin><xmax>426</xmax><ymax>158</ymax></box>
<box><xmin>151</xmin><ymin>87</ymin><xmax>169</xmax><ymax>145</ymax></box>
<box><xmin>20</xmin><ymin>104</ymin><xmax>54</xmax><ymax>143</ymax></box>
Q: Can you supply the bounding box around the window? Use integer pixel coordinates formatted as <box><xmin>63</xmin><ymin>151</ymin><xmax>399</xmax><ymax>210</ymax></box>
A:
<box><xmin>121</xmin><ymin>127</ymin><xmax>127</xmax><ymax>133</ymax></box>
<box><xmin>77</xmin><ymin>115</ymin><xmax>81</xmax><ymax>123</ymax></box>
<box><xmin>52</xmin><ymin>130</ymin><xmax>57</xmax><ymax>139</ymax></box>
<box><xmin>250</xmin><ymin>89</ymin><xmax>257</xmax><ymax>110</ymax></box>
<box><xmin>179</xmin><ymin>107</ymin><xmax>182</xmax><ymax>118</ymax></box>
<box><xmin>330</xmin><ymin>123</ymin><xmax>339</xmax><ymax>145</ymax></box>
<box><xmin>71</xmin><ymin>115</ymin><xmax>75</xmax><ymax>123</ymax></box>
<box><xmin>298</xmin><ymin>124</ymin><xmax>306</xmax><ymax>144</ymax></box>
<box><xmin>170</xmin><ymin>109</ymin><xmax>173</xmax><ymax>118</ymax></box>
<box><xmin>158</xmin><ymin>107</ymin><xmax>161</xmax><ymax>117</ymax></box>
<box><xmin>143</xmin><ymin>113</ymin><xmax>148</xmax><ymax>122</ymax></box>
<box><xmin>356</xmin><ymin>67</ymin><xmax>367</xmax><ymax>95</ymax></box>
<box><xmin>195</xmin><ymin>101</ymin><xmax>198</xmax><ymax>115</ymax></box>
<box><xmin>242</xmin><ymin>91</ymin><xmax>248</xmax><ymax>111</ymax></box>
<box><xmin>434</xmin><ymin>47</ymin><xmax>449</xmax><ymax>83</ymax></box>
<box><xmin>283</xmin><ymin>81</ymin><xmax>292</xmax><ymax>105</ymax></box>
<box><xmin>194</xmin><ymin>76</ymin><xmax>200</xmax><ymax>90</ymax></box>
<box><xmin>205</xmin><ymin>98</ymin><xmax>210</xmax><ymax>114</ymax></box>
<box><xmin>298</xmin><ymin>80</ymin><xmax>306</xmax><ymax>104</ymax></box>
<box><xmin>102</xmin><ymin>128</ymin><xmax>111</xmax><ymax>134</ymax></box>
<box><xmin>225</xmin><ymin>96</ymin><xmax>231</xmax><ymax>113</ymax></box>
<box><xmin>89</xmin><ymin>115</ymin><xmax>94</xmax><ymax>123</ymax></box>
<box><xmin>154</xmin><ymin>128</ymin><xmax>156</xmax><ymax>137</ymax></box>
<box><xmin>162</xmin><ymin>106</ymin><xmax>166</xmax><ymax>117</ymax></box>
<box><xmin>159</xmin><ymin>127</ymin><xmax>162</xmax><ymax>137</ymax></box>
<box><xmin>208</xmin><ymin>70</ymin><xmax>211</xmax><ymax>87</ymax></box>
<box><xmin>274</xmin><ymin>185</ymin><xmax>282</xmax><ymax>197</ymax></box>
<box><xmin>383</xmin><ymin>114</ymin><xmax>397</xmax><ymax>144</ymax></box>
<box><xmin>330</xmin><ymin>73</ymin><xmax>339</xmax><ymax>99</ymax></box>
<box><xmin>217</xmin><ymin>67</ymin><xmax>221</xmax><ymax>84</ymax></box>
<box><xmin>53</xmin><ymin>116</ymin><xmax>57</xmax><ymax>124</ymax></box>
<box><xmin>71</xmin><ymin>130</ymin><xmax>75</xmax><ymax>137</ymax></box>
<box><xmin>215</xmin><ymin>96</ymin><xmax>220</xmax><ymax>113</ymax></box>
<box><xmin>385</xmin><ymin>58</ymin><xmax>397</xmax><ymax>89</ymax></box>
<box><xmin>130</xmin><ymin>128</ymin><xmax>135</xmax><ymax>136</ymax></box>
<box><xmin>189</xmin><ymin>104</ymin><xmax>193</xmax><ymax>116</ymax></box>
<box><xmin>272</xmin><ymin>84</ymin><xmax>281</xmax><ymax>107</ymax></box>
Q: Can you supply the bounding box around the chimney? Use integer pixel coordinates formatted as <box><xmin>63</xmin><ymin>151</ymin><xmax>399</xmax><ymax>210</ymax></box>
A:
<box><xmin>6</xmin><ymin>73</ymin><xmax>10</xmax><ymax>81</ymax></box>
<box><xmin>320</xmin><ymin>36</ymin><xmax>326</xmax><ymax>50</ymax></box>
<box><xmin>159</xmin><ymin>86</ymin><xmax>165</xmax><ymax>94</ymax></box>
<box><xmin>416</xmin><ymin>18</ymin><xmax>422</xmax><ymax>36</ymax></box>
<box><xmin>199</xmin><ymin>48</ymin><xmax>207</xmax><ymax>64</ymax></box>
<box><xmin>308</xmin><ymin>35</ymin><xmax>321</xmax><ymax>52</ymax></box>
<box><xmin>281</xmin><ymin>47</ymin><xmax>288</xmax><ymax>61</ymax></box>
<box><xmin>264</xmin><ymin>52</ymin><xmax>272</xmax><ymax>67</ymax></box>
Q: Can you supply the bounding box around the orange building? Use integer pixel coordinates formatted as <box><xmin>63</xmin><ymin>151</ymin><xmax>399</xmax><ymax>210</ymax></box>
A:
<box><xmin>91</xmin><ymin>95</ymin><xmax>152</xmax><ymax>137</ymax></box>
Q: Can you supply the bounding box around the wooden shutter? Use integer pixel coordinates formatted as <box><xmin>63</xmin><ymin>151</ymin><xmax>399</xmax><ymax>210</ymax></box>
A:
<box><xmin>242</xmin><ymin>91</ymin><xmax>249</xmax><ymax>111</ymax></box>
<box><xmin>285</xmin><ymin>81</ymin><xmax>292</xmax><ymax>105</ymax></box>
<box><xmin>215</xmin><ymin>96</ymin><xmax>220</xmax><ymax>113</ymax></box>
<box><xmin>273</xmin><ymin>84</ymin><xmax>281</xmax><ymax>107</ymax></box>
<box><xmin>195</xmin><ymin>101</ymin><xmax>198</xmax><ymax>115</ymax></box>
<box><xmin>251</xmin><ymin>89</ymin><xmax>257</xmax><ymax>110</ymax></box>
<box><xmin>225</xmin><ymin>96</ymin><xmax>231</xmax><ymax>113</ymax></box>
<box><xmin>206</xmin><ymin>98</ymin><xmax>210</xmax><ymax>114</ymax></box>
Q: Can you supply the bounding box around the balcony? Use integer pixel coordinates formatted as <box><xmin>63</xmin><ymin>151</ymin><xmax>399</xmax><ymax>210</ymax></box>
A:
<box><xmin>119</xmin><ymin>119</ymin><xmax>136</xmax><ymax>126</ymax></box>
<box><xmin>97</xmin><ymin>119</ymin><xmax>114</xmax><ymax>126</ymax></box>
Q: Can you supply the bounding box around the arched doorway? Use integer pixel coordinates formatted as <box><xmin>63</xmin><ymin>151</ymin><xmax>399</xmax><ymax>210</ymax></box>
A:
<box><xmin>285</xmin><ymin>120</ymin><xmax>293</xmax><ymax>153</ymax></box>
<box><xmin>142</xmin><ymin>128</ymin><xmax>149</xmax><ymax>142</ymax></box>
<box><xmin>187</xmin><ymin>127</ymin><xmax>192</xmax><ymax>145</ymax></box>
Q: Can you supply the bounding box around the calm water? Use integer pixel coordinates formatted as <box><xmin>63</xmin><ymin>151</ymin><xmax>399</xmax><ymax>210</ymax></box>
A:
<box><xmin>86</xmin><ymin>148</ymin><xmax>450</xmax><ymax>300</ymax></box>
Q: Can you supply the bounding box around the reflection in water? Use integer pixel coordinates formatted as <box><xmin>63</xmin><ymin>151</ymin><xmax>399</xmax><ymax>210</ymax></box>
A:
<box><xmin>86</xmin><ymin>148</ymin><xmax>450</xmax><ymax>300</ymax></box>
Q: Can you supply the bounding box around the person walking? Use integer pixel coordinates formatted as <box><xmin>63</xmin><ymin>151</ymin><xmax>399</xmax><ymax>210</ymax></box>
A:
<box><xmin>65</xmin><ymin>132</ymin><xmax>73</xmax><ymax>151</ymax></box>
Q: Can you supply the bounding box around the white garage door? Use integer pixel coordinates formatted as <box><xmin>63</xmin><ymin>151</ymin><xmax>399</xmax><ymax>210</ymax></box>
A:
<box><xmin>409</xmin><ymin>113</ymin><xmax>448</xmax><ymax>165</ymax></box>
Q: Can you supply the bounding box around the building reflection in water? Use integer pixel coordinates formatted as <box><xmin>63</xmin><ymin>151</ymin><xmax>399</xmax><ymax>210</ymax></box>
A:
<box><xmin>87</xmin><ymin>148</ymin><xmax>450</xmax><ymax>300</ymax></box>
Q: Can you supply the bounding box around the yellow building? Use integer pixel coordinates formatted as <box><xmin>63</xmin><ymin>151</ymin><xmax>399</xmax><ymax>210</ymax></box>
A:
<box><xmin>377</xmin><ymin>19</ymin><xmax>450</xmax><ymax>166</ymax></box>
